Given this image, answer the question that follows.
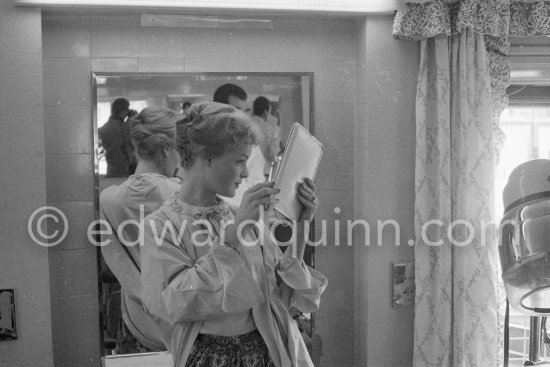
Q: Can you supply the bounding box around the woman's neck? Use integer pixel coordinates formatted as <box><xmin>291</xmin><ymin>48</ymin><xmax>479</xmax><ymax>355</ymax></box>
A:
<box><xmin>177</xmin><ymin>174</ymin><xmax>217</xmax><ymax>207</ymax></box>
<box><xmin>134</xmin><ymin>159</ymin><xmax>164</xmax><ymax>176</ymax></box>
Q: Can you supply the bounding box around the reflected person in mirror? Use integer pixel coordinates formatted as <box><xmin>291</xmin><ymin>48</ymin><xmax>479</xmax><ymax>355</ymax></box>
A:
<box><xmin>98</xmin><ymin>98</ymin><xmax>138</xmax><ymax>177</ymax></box>
<box><xmin>213</xmin><ymin>84</ymin><xmax>269</xmax><ymax>208</ymax></box>
<box><xmin>100</xmin><ymin>106</ymin><xmax>185</xmax><ymax>354</ymax></box>
<box><xmin>213</xmin><ymin>83</ymin><xmax>251</xmax><ymax>115</ymax></box>
<box><xmin>140</xmin><ymin>102</ymin><xmax>327</xmax><ymax>367</ymax></box>
<box><xmin>182</xmin><ymin>101</ymin><xmax>192</xmax><ymax>114</ymax></box>
<box><xmin>252</xmin><ymin>96</ymin><xmax>282</xmax><ymax>178</ymax></box>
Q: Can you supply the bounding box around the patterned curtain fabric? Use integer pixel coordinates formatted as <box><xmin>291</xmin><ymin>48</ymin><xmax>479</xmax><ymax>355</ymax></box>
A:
<box><xmin>394</xmin><ymin>0</ymin><xmax>550</xmax><ymax>152</ymax></box>
<box><xmin>393</xmin><ymin>1</ymin><xmax>550</xmax><ymax>366</ymax></box>
<box><xmin>393</xmin><ymin>0</ymin><xmax>550</xmax><ymax>39</ymax></box>
<box><xmin>412</xmin><ymin>30</ymin><xmax>502</xmax><ymax>366</ymax></box>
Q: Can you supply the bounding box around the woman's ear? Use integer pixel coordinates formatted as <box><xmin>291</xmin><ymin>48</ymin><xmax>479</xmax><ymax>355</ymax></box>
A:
<box><xmin>194</xmin><ymin>156</ymin><xmax>210</xmax><ymax>167</ymax></box>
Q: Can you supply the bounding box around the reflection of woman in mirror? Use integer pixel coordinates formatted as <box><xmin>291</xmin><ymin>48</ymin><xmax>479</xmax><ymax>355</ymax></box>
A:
<box><xmin>98</xmin><ymin>98</ymin><xmax>137</xmax><ymax>177</ymax></box>
<box><xmin>252</xmin><ymin>96</ymin><xmax>282</xmax><ymax>178</ymax></box>
<box><xmin>140</xmin><ymin>102</ymin><xmax>327</xmax><ymax>367</ymax></box>
<box><xmin>100</xmin><ymin>106</ymin><xmax>184</xmax><ymax>354</ymax></box>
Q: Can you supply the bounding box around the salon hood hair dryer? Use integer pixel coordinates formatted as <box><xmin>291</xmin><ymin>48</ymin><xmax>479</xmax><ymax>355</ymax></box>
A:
<box><xmin>500</xmin><ymin>159</ymin><xmax>550</xmax><ymax>366</ymax></box>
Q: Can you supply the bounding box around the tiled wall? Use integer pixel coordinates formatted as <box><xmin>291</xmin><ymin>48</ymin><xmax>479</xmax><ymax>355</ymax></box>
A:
<box><xmin>42</xmin><ymin>11</ymin><xmax>357</xmax><ymax>367</ymax></box>
<box><xmin>0</xmin><ymin>8</ymin><xmax>421</xmax><ymax>367</ymax></box>
<box><xmin>354</xmin><ymin>16</ymin><xmax>419</xmax><ymax>367</ymax></box>
<box><xmin>41</xmin><ymin>11</ymin><xmax>100</xmax><ymax>367</ymax></box>
<box><xmin>0</xmin><ymin>2</ymin><xmax>54</xmax><ymax>367</ymax></box>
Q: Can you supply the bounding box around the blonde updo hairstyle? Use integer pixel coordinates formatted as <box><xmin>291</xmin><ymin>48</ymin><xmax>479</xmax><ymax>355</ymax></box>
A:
<box><xmin>129</xmin><ymin>106</ymin><xmax>184</xmax><ymax>160</ymax></box>
<box><xmin>177</xmin><ymin>102</ymin><xmax>258</xmax><ymax>168</ymax></box>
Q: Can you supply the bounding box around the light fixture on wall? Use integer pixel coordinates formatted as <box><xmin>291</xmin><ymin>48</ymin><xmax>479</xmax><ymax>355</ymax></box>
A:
<box><xmin>141</xmin><ymin>14</ymin><xmax>273</xmax><ymax>29</ymax></box>
<box><xmin>14</xmin><ymin>0</ymin><xmax>398</xmax><ymax>15</ymax></box>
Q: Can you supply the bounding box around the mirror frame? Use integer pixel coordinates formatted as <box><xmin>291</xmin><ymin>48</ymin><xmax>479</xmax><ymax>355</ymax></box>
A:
<box><xmin>91</xmin><ymin>71</ymin><xmax>317</xmax><ymax>356</ymax></box>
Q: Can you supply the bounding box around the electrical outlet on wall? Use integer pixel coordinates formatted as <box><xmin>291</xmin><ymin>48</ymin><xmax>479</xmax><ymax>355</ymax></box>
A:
<box><xmin>392</xmin><ymin>262</ymin><xmax>415</xmax><ymax>307</ymax></box>
<box><xmin>0</xmin><ymin>288</ymin><xmax>17</xmax><ymax>341</ymax></box>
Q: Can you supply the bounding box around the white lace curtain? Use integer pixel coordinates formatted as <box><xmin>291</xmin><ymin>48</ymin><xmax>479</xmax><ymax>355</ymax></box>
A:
<box><xmin>393</xmin><ymin>1</ymin><xmax>550</xmax><ymax>366</ymax></box>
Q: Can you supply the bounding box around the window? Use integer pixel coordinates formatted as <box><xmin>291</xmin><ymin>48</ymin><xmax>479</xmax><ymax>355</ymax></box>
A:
<box><xmin>496</xmin><ymin>105</ymin><xmax>550</xmax><ymax>215</ymax></box>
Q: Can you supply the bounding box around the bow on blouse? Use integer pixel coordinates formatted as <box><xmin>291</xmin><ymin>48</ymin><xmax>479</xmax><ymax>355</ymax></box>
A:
<box><xmin>191</xmin><ymin>206</ymin><xmax>231</xmax><ymax>238</ymax></box>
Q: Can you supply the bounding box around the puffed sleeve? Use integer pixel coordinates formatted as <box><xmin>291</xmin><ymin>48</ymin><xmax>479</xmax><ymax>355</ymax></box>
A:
<box><xmin>276</xmin><ymin>254</ymin><xmax>328</xmax><ymax>314</ymax></box>
<box><xmin>99</xmin><ymin>208</ymin><xmax>141</xmax><ymax>299</ymax></box>
<box><xmin>99</xmin><ymin>188</ymin><xmax>145</xmax><ymax>300</ymax></box>
<box><xmin>141</xmin><ymin>211</ymin><xmax>265</xmax><ymax>324</ymax></box>
<box><xmin>257</xmin><ymin>221</ymin><xmax>327</xmax><ymax>313</ymax></box>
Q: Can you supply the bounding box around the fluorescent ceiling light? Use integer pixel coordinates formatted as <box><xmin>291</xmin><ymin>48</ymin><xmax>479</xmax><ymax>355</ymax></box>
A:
<box><xmin>15</xmin><ymin>0</ymin><xmax>398</xmax><ymax>14</ymax></box>
<box><xmin>141</xmin><ymin>14</ymin><xmax>273</xmax><ymax>29</ymax></box>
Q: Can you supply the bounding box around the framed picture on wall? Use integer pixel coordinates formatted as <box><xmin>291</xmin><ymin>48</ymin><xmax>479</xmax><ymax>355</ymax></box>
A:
<box><xmin>0</xmin><ymin>289</ymin><xmax>17</xmax><ymax>341</ymax></box>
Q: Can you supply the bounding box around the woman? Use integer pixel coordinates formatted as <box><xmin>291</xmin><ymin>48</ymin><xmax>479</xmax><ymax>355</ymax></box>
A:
<box><xmin>100</xmin><ymin>106</ymin><xmax>184</xmax><ymax>353</ymax></box>
<box><xmin>141</xmin><ymin>102</ymin><xmax>327</xmax><ymax>367</ymax></box>
<box><xmin>251</xmin><ymin>96</ymin><xmax>282</xmax><ymax>175</ymax></box>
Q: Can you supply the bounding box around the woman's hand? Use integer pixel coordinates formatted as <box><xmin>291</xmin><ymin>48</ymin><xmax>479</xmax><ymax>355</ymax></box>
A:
<box><xmin>283</xmin><ymin>178</ymin><xmax>318</xmax><ymax>261</ymax></box>
<box><xmin>225</xmin><ymin>182</ymin><xmax>279</xmax><ymax>247</ymax></box>
<box><xmin>297</xmin><ymin>178</ymin><xmax>318</xmax><ymax>222</ymax></box>
<box><xmin>237</xmin><ymin>182</ymin><xmax>279</xmax><ymax>223</ymax></box>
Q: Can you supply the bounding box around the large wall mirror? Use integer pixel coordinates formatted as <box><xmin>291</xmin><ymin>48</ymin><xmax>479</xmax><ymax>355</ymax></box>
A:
<box><xmin>92</xmin><ymin>72</ymin><xmax>315</xmax><ymax>357</ymax></box>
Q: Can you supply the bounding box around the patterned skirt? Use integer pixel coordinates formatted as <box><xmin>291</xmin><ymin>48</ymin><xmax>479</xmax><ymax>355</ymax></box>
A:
<box><xmin>185</xmin><ymin>329</ymin><xmax>276</xmax><ymax>367</ymax></box>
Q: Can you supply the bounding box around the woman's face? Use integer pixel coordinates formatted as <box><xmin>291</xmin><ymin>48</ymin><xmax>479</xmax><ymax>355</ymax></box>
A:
<box><xmin>206</xmin><ymin>143</ymin><xmax>252</xmax><ymax>197</ymax></box>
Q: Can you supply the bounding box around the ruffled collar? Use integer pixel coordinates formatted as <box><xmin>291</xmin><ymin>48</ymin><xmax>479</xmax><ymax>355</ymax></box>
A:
<box><xmin>129</xmin><ymin>172</ymin><xmax>166</xmax><ymax>179</ymax></box>
<box><xmin>170</xmin><ymin>195</ymin><xmax>231</xmax><ymax>221</ymax></box>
